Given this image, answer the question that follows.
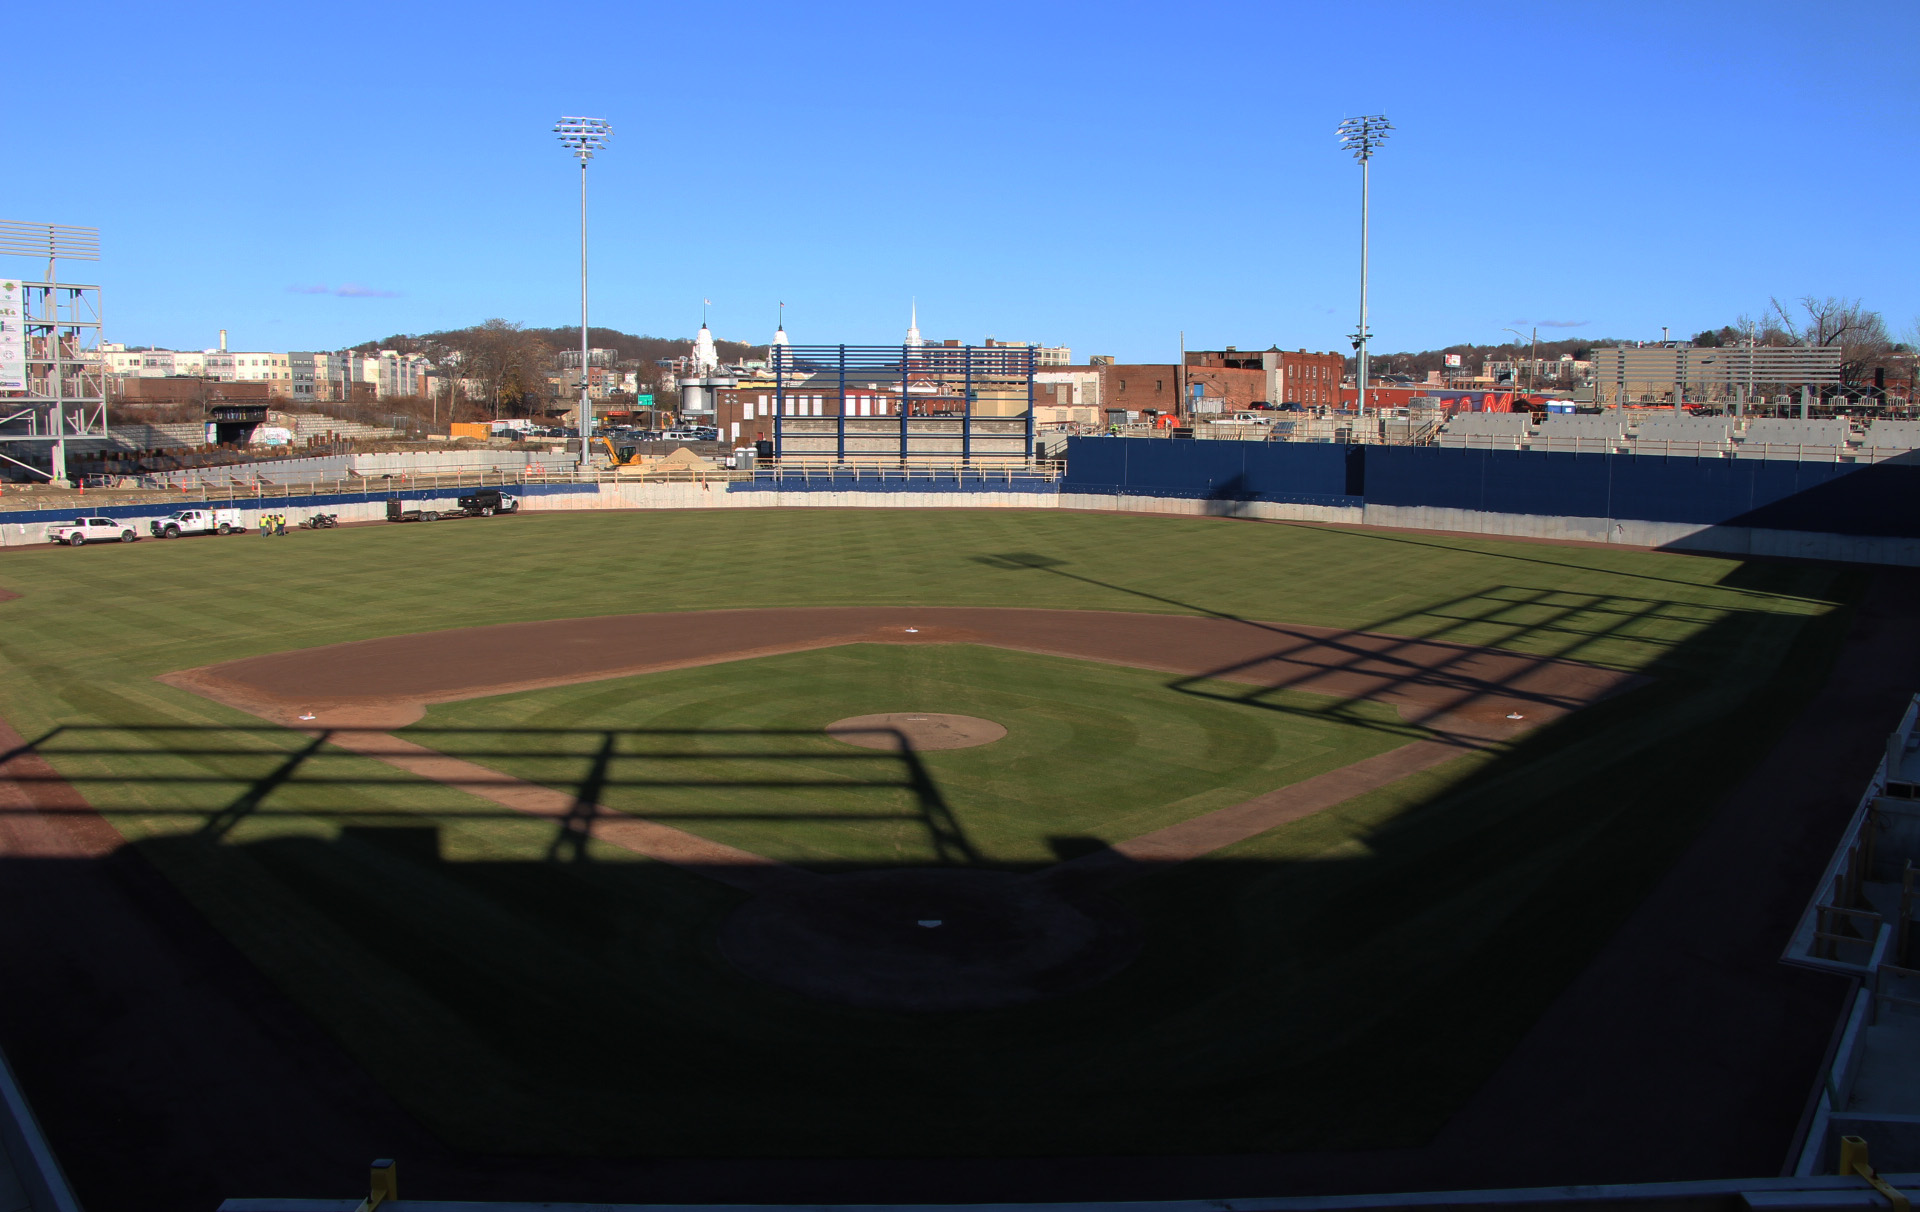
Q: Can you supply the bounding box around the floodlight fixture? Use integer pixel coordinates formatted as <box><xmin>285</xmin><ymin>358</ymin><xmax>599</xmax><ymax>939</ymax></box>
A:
<box><xmin>1336</xmin><ymin>115</ymin><xmax>1393</xmax><ymax>163</ymax></box>
<box><xmin>554</xmin><ymin>116</ymin><xmax>613</xmax><ymax>161</ymax></box>
<box><xmin>1338</xmin><ymin>114</ymin><xmax>1391</xmax><ymax>418</ymax></box>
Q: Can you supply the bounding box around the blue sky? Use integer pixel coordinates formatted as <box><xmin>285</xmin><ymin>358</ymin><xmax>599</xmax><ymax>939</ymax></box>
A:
<box><xmin>17</xmin><ymin>0</ymin><xmax>1916</xmax><ymax>361</ymax></box>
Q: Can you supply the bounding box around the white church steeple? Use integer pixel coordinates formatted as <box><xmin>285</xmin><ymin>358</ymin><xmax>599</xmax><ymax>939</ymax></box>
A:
<box><xmin>692</xmin><ymin>319</ymin><xmax>719</xmax><ymax>375</ymax></box>
<box><xmin>906</xmin><ymin>299</ymin><xmax>923</xmax><ymax>349</ymax></box>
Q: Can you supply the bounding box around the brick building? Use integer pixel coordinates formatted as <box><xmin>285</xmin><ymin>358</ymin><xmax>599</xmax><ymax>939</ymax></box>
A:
<box><xmin>1098</xmin><ymin>364</ymin><xmax>1180</xmax><ymax>412</ymax></box>
<box><xmin>1184</xmin><ymin>347</ymin><xmax>1345</xmax><ymax>410</ymax></box>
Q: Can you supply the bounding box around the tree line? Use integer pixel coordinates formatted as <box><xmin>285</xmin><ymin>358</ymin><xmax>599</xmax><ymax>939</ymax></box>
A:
<box><xmin>352</xmin><ymin>320</ymin><xmax>771</xmax><ymax>417</ymax></box>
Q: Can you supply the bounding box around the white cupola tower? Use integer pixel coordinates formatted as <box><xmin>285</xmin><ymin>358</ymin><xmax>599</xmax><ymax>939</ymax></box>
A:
<box><xmin>692</xmin><ymin>323</ymin><xmax>719</xmax><ymax>374</ymax></box>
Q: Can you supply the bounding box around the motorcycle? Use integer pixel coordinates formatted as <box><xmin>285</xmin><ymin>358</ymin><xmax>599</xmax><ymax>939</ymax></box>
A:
<box><xmin>299</xmin><ymin>513</ymin><xmax>339</xmax><ymax>530</ymax></box>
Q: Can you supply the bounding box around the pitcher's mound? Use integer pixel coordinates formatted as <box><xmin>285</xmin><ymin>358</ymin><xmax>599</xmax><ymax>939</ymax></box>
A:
<box><xmin>827</xmin><ymin>713</ymin><xmax>1006</xmax><ymax>751</ymax></box>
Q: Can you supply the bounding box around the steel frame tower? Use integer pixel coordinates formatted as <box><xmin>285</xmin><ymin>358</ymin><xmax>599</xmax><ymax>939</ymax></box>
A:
<box><xmin>0</xmin><ymin>221</ymin><xmax>106</xmax><ymax>486</ymax></box>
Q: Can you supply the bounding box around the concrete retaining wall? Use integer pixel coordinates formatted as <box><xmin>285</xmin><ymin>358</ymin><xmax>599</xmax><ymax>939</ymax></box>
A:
<box><xmin>142</xmin><ymin>448</ymin><xmax>575</xmax><ymax>487</ymax></box>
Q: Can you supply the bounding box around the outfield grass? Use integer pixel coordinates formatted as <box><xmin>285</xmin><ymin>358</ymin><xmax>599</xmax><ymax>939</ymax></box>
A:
<box><xmin>0</xmin><ymin>508</ymin><xmax>1863</xmax><ymax>1155</ymax></box>
<box><xmin>406</xmin><ymin>643</ymin><xmax>1415</xmax><ymax>868</ymax></box>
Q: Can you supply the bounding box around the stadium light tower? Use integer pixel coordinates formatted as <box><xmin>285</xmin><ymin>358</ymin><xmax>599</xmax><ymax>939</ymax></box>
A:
<box><xmin>1337</xmin><ymin>114</ymin><xmax>1392</xmax><ymax>419</ymax></box>
<box><xmin>554</xmin><ymin>116</ymin><xmax>613</xmax><ymax>466</ymax></box>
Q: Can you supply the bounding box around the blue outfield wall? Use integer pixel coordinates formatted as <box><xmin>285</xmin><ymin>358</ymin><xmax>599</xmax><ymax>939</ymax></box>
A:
<box><xmin>1363</xmin><ymin>446</ymin><xmax>1920</xmax><ymax>536</ymax></box>
<box><xmin>1062</xmin><ymin>437</ymin><xmax>1362</xmax><ymax>508</ymax></box>
<box><xmin>1064</xmin><ymin>437</ymin><xmax>1920</xmax><ymax>540</ymax></box>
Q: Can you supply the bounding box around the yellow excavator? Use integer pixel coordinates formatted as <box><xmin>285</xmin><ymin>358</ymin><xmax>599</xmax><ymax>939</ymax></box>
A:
<box><xmin>593</xmin><ymin>437</ymin><xmax>646</xmax><ymax>468</ymax></box>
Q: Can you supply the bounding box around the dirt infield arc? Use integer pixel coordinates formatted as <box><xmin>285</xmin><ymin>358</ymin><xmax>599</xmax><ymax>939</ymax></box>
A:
<box><xmin>168</xmin><ymin>606</ymin><xmax>1631</xmax><ymax>732</ymax></box>
<box><xmin>165</xmin><ymin>607</ymin><xmax>1636</xmax><ymax>879</ymax></box>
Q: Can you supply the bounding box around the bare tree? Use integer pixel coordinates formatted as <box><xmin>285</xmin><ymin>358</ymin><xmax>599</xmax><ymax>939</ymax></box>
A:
<box><xmin>1767</xmin><ymin>295</ymin><xmax>1892</xmax><ymax>389</ymax></box>
<box><xmin>438</xmin><ymin>319</ymin><xmax>552</xmax><ymax>418</ymax></box>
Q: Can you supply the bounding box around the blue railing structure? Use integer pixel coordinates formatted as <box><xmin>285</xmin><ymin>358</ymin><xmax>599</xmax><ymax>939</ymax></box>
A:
<box><xmin>771</xmin><ymin>344</ymin><xmax>1036</xmax><ymax>464</ymax></box>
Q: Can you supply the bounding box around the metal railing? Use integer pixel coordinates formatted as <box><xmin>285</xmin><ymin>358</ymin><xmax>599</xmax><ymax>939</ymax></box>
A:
<box><xmin>58</xmin><ymin>458</ymin><xmax>1058</xmax><ymax>505</ymax></box>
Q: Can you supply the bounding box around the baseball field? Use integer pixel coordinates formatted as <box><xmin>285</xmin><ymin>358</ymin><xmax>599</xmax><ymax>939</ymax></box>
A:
<box><xmin>0</xmin><ymin>507</ymin><xmax>1869</xmax><ymax>1198</ymax></box>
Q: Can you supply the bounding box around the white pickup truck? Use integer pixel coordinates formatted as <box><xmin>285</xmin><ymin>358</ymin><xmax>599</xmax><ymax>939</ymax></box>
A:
<box><xmin>46</xmin><ymin>517</ymin><xmax>141</xmax><ymax>546</ymax></box>
<box><xmin>150</xmin><ymin>508</ymin><xmax>244</xmax><ymax>539</ymax></box>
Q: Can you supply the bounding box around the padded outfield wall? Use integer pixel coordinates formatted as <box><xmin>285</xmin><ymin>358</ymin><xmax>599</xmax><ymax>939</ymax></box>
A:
<box><xmin>1059</xmin><ymin>437</ymin><xmax>1920</xmax><ymax>566</ymax></box>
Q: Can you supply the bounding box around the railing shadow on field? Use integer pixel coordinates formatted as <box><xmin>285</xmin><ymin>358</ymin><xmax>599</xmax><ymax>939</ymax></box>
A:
<box><xmin>0</xmin><ymin>722</ymin><xmax>984</xmax><ymax>867</ymax></box>
<box><xmin>968</xmin><ymin>550</ymin><xmax>1766</xmax><ymax>740</ymax></box>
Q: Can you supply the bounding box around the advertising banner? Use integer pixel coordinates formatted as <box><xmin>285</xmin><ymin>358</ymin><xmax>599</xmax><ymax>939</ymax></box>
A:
<box><xmin>0</xmin><ymin>280</ymin><xmax>25</xmax><ymax>391</ymax></box>
<box><xmin>1444</xmin><ymin>353</ymin><xmax>1462</xmax><ymax>368</ymax></box>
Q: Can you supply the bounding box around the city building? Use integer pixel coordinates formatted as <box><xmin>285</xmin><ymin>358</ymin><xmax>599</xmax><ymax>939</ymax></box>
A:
<box><xmin>1591</xmin><ymin>343</ymin><xmax>1841</xmax><ymax>408</ymax></box>
<box><xmin>1098</xmin><ymin>364</ymin><xmax>1180</xmax><ymax>412</ymax></box>
<box><xmin>1183</xmin><ymin>347</ymin><xmax>1346</xmax><ymax>411</ymax></box>
<box><xmin>555</xmin><ymin>348</ymin><xmax>618</xmax><ymax>370</ymax></box>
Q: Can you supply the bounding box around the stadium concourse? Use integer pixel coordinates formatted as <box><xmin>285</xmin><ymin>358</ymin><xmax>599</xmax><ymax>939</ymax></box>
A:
<box><xmin>0</xmin><ymin>468</ymin><xmax>1916</xmax><ymax>1212</ymax></box>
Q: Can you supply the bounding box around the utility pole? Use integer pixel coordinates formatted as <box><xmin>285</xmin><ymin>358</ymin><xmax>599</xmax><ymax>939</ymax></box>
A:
<box><xmin>1337</xmin><ymin>116</ymin><xmax>1392</xmax><ymax>421</ymax></box>
<box><xmin>1178</xmin><ymin>330</ymin><xmax>1186</xmax><ymax>423</ymax></box>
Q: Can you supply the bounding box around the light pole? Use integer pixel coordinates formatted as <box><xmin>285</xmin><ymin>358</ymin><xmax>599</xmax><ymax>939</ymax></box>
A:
<box><xmin>1337</xmin><ymin>114</ymin><xmax>1391</xmax><ymax>421</ymax></box>
<box><xmin>554</xmin><ymin>116</ymin><xmax>613</xmax><ymax>467</ymax></box>
<box><xmin>1500</xmin><ymin>327</ymin><xmax>1535</xmax><ymax>397</ymax></box>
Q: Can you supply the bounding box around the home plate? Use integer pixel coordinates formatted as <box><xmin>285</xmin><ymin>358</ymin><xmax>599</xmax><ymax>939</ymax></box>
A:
<box><xmin>1506</xmin><ymin>712</ymin><xmax>1525</xmax><ymax>720</ymax></box>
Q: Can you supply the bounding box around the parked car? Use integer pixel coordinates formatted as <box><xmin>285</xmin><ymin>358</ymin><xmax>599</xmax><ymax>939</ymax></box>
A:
<box><xmin>456</xmin><ymin>488</ymin><xmax>520</xmax><ymax>517</ymax></box>
<box><xmin>47</xmin><ymin>516</ymin><xmax>140</xmax><ymax>545</ymax></box>
<box><xmin>150</xmin><ymin>508</ymin><xmax>244</xmax><ymax>538</ymax></box>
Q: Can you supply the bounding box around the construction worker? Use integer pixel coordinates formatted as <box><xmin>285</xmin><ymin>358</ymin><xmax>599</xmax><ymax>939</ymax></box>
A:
<box><xmin>258</xmin><ymin>514</ymin><xmax>270</xmax><ymax>538</ymax></box>
<box><xmin>274</xmin><ymin>513</ymin><xmax>287</xmax><ymax>537</ymax></box>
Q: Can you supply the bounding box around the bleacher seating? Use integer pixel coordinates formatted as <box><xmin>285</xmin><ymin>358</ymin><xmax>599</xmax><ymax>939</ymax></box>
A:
<box><xmin>1861</xmin><ymin>420</ymin><xmax>1920</xmax><ymax>461</ymax></box>
<box><xmin>1736</xmin><ymin>418</ymin><xmax>1853</xmax><ymax>459</ymax></box>
<box><xmin>1436</xmin><ymin>412</ymin><xmax>1533</xmax><ymax>449</ymax></box>
<box><xmin>1532</xmin><ymin>414</ymin><xmax>1625</xmax><ymax>454</ymax></box>
<box><xmin>1632</xmin><ymin>415</ymin><xmax>1734</xmax><ymax>457</ymax></box>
